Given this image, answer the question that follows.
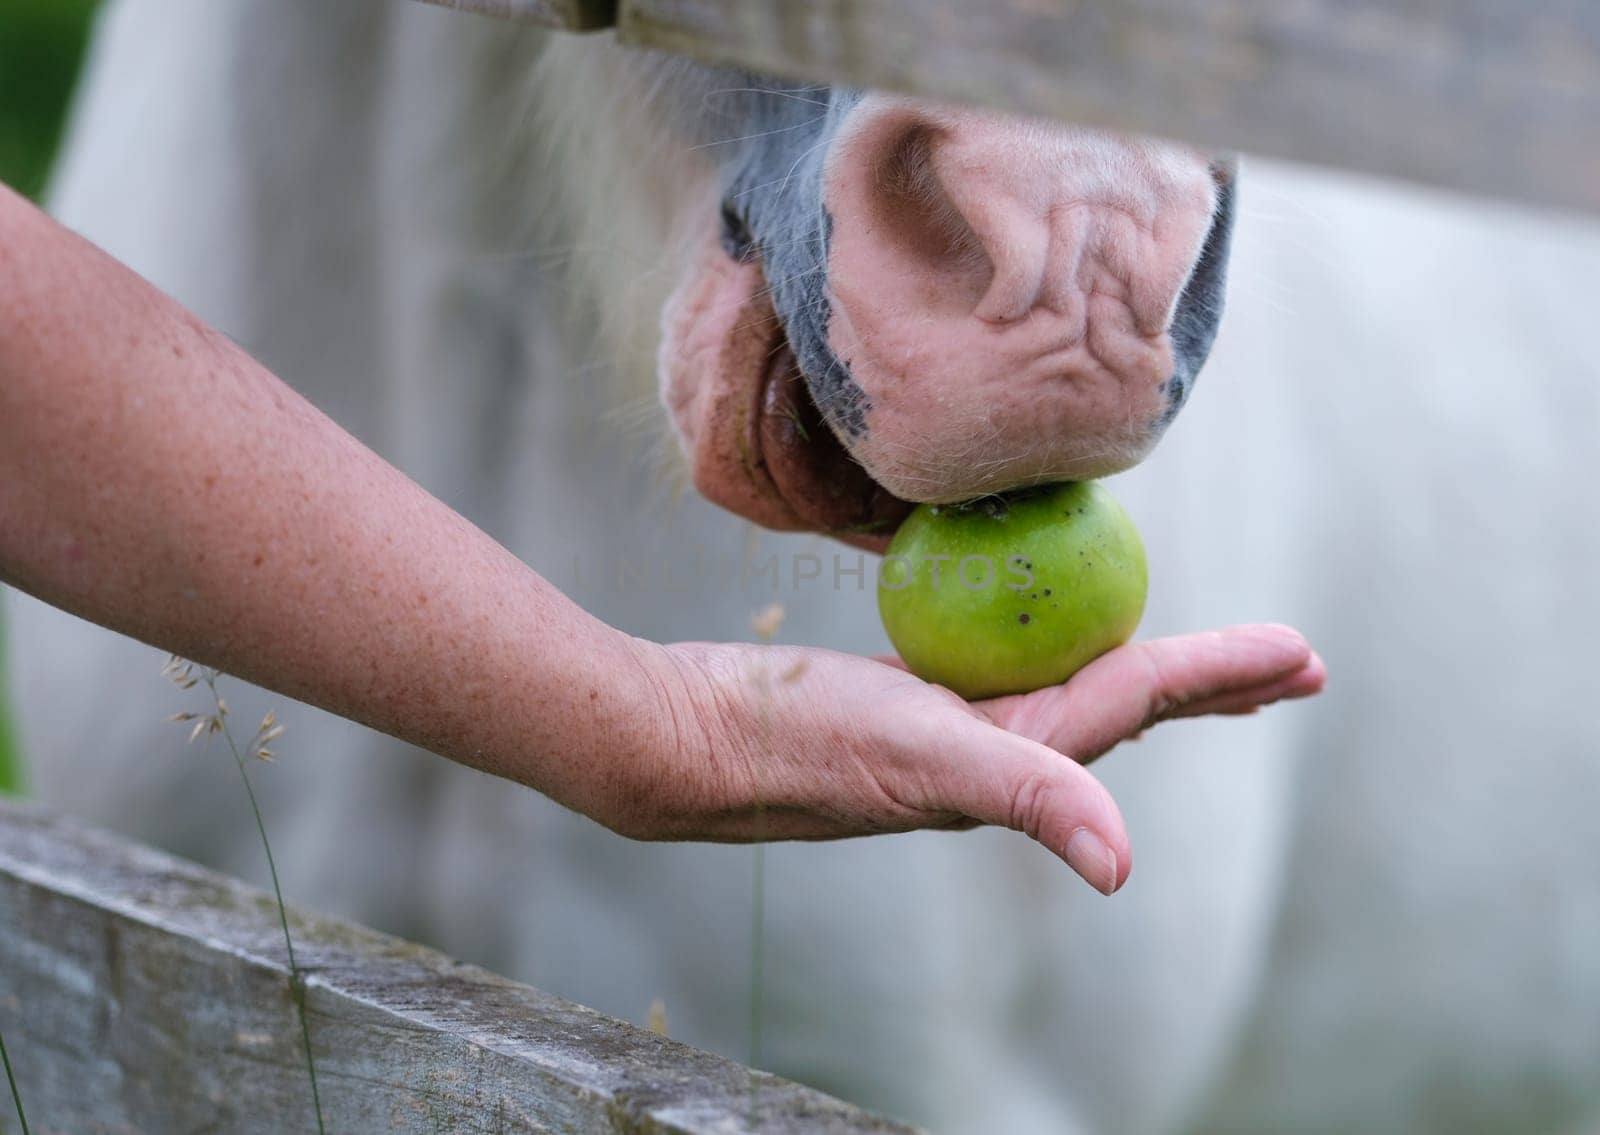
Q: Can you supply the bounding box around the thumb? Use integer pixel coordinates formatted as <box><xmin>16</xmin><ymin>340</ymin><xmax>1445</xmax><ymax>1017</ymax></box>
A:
<box><xmin>922</xmin><ymin>711</ymin><xmax>1131</xmax><ymax>894</ymax></box>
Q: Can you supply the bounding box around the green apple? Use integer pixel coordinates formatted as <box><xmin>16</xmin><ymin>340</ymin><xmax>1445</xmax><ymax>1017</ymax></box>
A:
<box><xmin>877</xmin><ymin>482</ymin><xmax>1147</xmax><ymax>700</ymax></box>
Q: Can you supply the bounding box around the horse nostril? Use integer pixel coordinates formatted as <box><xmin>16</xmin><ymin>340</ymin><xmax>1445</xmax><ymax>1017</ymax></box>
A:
<box><xmin>719</xmin><ymin>200</ymin><xmax>755</xmax><ymax>262</ymax></box>
<box><xmin>836</xmin><ymin>111</ymin><xmax>1002</xmax><ymax>319</ymax></box>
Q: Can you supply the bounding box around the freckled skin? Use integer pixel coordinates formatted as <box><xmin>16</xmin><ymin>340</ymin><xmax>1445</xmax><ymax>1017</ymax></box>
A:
<box><xmin>879</xmin><ymin>483</ymin><xmax>1148</xmax><ymax>700</ymax></box>
<box><xmin>0</xmin><ymin>186</ymin><xmax>667</xmax><ymax>829</ymax></box>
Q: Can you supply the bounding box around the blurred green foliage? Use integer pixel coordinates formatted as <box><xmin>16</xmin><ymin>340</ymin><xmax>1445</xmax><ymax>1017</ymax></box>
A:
<box><xmin>0</xmin><ymin>0</ymin><xmax>98</xmax><ymax>791</ymax></box>
<box><xmin>0</xmin><ymin>0</ymin><xmax>101</xmax><ymax>200</ymax></box>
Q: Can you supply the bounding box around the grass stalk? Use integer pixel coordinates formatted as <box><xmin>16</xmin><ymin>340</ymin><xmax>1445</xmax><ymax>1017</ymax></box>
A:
<box><xmin>0</xmin><ymin>1020</ymin><xmax>30</xmax><ymax>1135</ymax></box>
<box><xmin>167</xmin><ymin>660</ymin><xmax>325</xmax><ymax>1135</ymax></box>
<box><xmin>749</xmin><ymin>839</ymin><xmax>767</xmax><ymax>1074</ymax></box>
<box><xmin>203</xmin><ymin>673</ymin><xmax>325</xmax><ymax>1135</ymax></box>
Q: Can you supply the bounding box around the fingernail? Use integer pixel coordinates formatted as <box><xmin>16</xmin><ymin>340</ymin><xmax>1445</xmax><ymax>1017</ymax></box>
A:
<box><xmin>1065</xmin><ymin>828</ymin><xmax>1119</xmax><ymax>895</ymax></box>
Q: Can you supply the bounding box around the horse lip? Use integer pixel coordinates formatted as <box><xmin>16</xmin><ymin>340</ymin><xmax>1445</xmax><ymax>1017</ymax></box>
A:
<box><xmin>753</xmin><ymin>332</ymin><xmax>912</xmax><ymax>553</ymax></box>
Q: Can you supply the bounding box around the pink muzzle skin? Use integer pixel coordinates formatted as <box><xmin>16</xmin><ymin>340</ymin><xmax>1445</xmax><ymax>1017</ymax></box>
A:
<box><xmin>662</xmin><ymin>97</ymin><xmax>1225</xmax><ymax>541</ymax></box>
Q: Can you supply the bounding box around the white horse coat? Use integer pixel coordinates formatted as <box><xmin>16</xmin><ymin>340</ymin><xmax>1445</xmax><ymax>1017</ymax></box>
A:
<box><xmin>10</xmin><ymin>2</ymin><xmax>1600</xmax><ymax>1131</ymax></box>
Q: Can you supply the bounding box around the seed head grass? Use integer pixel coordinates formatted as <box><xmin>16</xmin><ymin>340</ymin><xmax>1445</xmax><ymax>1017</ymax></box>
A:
<box><xmin>742</xmin><ymin>597</ymin><xmax>809</xmax><ymax>1120</ymax></box>
<box><xmin>164</xmin><ymin>656</ymin><xmax>325</xmax><ymax>1135</ymax></box>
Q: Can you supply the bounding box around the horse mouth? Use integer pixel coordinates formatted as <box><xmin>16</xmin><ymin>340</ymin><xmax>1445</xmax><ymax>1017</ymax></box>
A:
<box><xmin>754</xmin><ymin>334</ymin><xmax>914</xmax><ymax>552</ymax></box>
<box><xmin>662</xmin><ymin>231</ymin><xmax>911</xmax><ymax>548</ymax></box>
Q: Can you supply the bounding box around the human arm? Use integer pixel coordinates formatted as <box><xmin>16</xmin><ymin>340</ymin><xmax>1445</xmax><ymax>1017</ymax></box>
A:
<box><xmin>0</xmin><ymin>185</ymin><xmax>1322</xmax><ymax>893</ymax></box>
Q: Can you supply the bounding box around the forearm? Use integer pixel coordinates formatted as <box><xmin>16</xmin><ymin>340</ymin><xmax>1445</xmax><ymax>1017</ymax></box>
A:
<box><xmin>0</xmin><ymin>185</ymin><xmax>667</xmax><ymax>816</ymax></box>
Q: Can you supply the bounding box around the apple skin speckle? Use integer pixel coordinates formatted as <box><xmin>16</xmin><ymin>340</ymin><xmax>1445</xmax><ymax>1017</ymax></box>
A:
<box><xmin>878</xmin><ymin>481</ymin><xmax>1147</xmax><ymax>700</ymax></box>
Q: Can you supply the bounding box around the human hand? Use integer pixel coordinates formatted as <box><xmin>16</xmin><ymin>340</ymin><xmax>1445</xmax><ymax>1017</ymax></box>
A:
<box><xmin>609</xmin><ymin>626</ymin><xmax>1325</xmax><ymax>894</ymax></box>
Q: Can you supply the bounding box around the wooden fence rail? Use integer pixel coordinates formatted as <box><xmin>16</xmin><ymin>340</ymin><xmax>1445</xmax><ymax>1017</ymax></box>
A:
<box><xmin>0</xmin><ymin>800</ymin><xmax>918</xmax><ymax>1134</ymax></box>
<box><xmin>416</xmin><ymin>0</ymin><xmax>1600</xmax><ymax>216</ymax></box>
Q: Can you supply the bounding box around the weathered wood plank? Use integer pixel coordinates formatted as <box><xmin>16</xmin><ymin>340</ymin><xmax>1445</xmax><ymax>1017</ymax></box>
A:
<box><xmin>0</xmin><ymin>800</ymin><xmax>919</xmax><ymax>1134</ymax></box>
<box><xmin>615</xmin><ymin>0</ymin><xmax>1600</xmax><ymax>215</ymax></box>
<box><xmin>412</xmin><ymin>0</ymin><xmax>615</xmax><ymax>31</ymax></box>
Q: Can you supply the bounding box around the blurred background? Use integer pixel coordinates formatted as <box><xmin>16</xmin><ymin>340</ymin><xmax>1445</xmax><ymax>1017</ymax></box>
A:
<box><xmin>0</xmin><ymin>0</ymin><xmax>98</xmax><ymax>200</ymax></box>
<box><xmin>0</xmin><ymin>0</ymin><xmax>100</xmax><ymax>791</ymax></box>
<box><xmin>5</xmin><ymin>4</ymin><xmax>1600</xmax><ymax>1134</ymax></box>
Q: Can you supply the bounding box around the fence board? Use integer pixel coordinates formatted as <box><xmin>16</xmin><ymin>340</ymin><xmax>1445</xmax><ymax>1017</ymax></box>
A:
<box><xmin>412</xmin><ymin>0</ymin><xmax>614</xmax><ymax>30</ymax></box>
<box><xmin>612</xmin><ymin>0</ymin><xmax>1600</xmax><ymax>215</ymax></box>
<box><xmin>0</xmin><ymin>800</ymin><xmax>919</xmax><ymax>1134</ymax></box>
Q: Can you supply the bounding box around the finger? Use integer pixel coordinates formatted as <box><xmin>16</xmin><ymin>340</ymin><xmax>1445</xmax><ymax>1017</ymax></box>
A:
<box><xmin>982</xmin><ymin>624</ymin><xmax>1317</xmax><ymax>763</ymax></box>
<box><xmin>1165</xmin><ymin>651</ymin><xmax>1326</xmax><ymax>720</ymax></box>
<box><xmin>908</xmin><ymin>711</ymin><xmax>1132</xmax><ymax>894</ymax></box>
